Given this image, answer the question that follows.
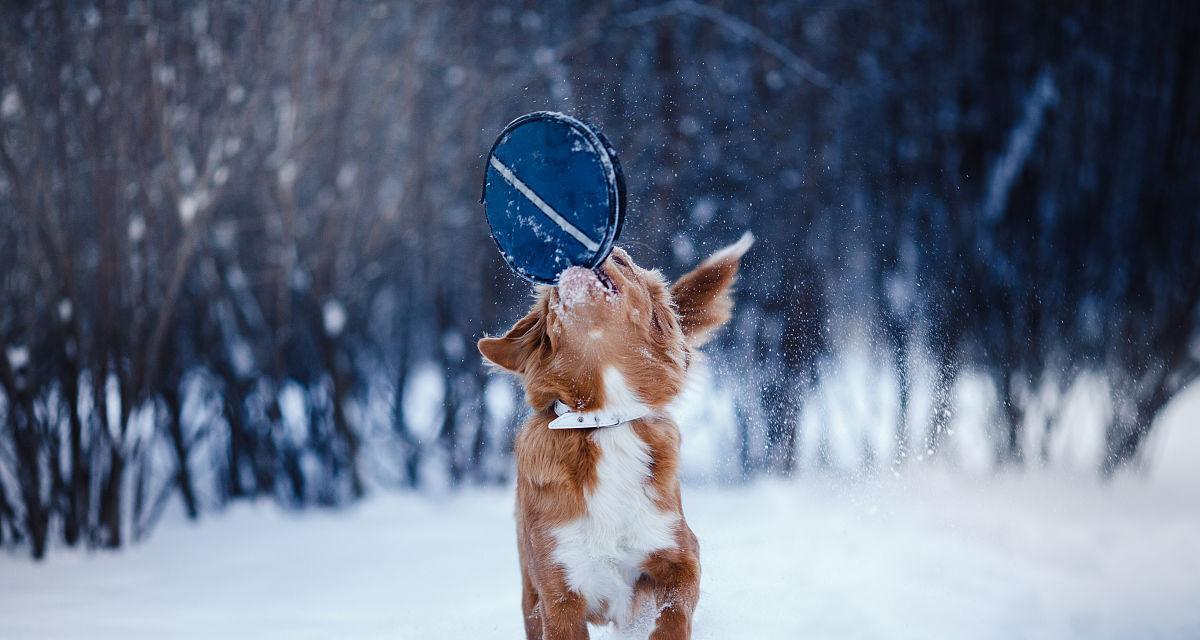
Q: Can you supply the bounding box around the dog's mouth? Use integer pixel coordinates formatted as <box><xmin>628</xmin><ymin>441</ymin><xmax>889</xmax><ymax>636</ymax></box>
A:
<box><xmin>594</xmin><ymin>265</ymin><xmax>618</xmax><ymax>295</ymax></box>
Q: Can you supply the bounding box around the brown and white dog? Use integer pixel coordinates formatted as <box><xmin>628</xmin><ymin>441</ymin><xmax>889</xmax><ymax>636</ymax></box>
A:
<box><xmin>478</xmin><ymin>233</ymin><xmax>752</xmax><ymax>639</ymax></box>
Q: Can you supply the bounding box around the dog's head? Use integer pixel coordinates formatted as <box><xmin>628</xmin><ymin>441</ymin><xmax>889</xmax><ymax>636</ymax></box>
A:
<box><xmin>478</xmin><ymin>233</ymin><xmax>753</xmax><ymax>412</ymax></box>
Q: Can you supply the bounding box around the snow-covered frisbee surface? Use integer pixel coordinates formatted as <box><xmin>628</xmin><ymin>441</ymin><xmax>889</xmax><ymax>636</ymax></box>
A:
<box><xmin>482</xmin><ymin>112</ymin><xmax>626</xmax><ymax>284</ymax></box>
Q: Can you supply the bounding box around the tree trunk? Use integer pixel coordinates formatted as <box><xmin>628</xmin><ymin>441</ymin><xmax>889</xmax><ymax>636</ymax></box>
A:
<box><xmin>98</xmin><ymin>447</ymin><xmax>123</xmax><ymax>549</ymax></box>
<box><xmin>926</xmin><ymin>353</ymin><xmax>958</xmax><ymax>457</ymax></box>
<box><xmin>16</xmin><ymin>420</ymin><xmax>49</xmax><ymax>559</ymax></box>
<box><xmin>435</xmin><ymin>286</ymin><xmax>464</xmax><ymax>486</ymax></box>
<box><xmin>1</xmin><ymin>360</ymin><xmax>49</xmax><ymax>558</ymax></box>
<box><xmin>763</xmin><ymin>376</ymin><xmax>799</xmax><ymax>474</ymax></box>
<box><xmin>60</xmin><ymin>346</ymin><xmax>87</xmax><ymax>546</ymax></box>
<box><xmin>440</xmin><ymin>370</ymin><xmax>463</xmax><ymax>486</ymax></box>
<box><xmin>223</xmin><ymin>388</ymin><xmax>250</xmax><ymax>500</ymax></box>
<box><xmin>469</xmin><ymin>368</ymin><xmax>489</xmax><ymax>483</ymax></box>
<box><xmin>890</xmin><ymin>324</ymin><xmax>912</xmax><ymax>468</ymax></box>
<box><xmin>330</xmin><ymin>371</ymin><xmax>363</xmax><ymax>499</ymax></box>
<box><xmin>735</xmin><ymin>397</ymin><xmax>753</xmax><ymax>479</ymax></box>
<box><xmin>1102</xmin><ymin>382</ymin><xmax>1174</xmax><ymax>476</ymax></box>
<box><xmin>163</xmin><ymin>384</ymin><xmax>199</xmax><ymax>520</ymax></box>
<box><xmin>0</xmin><ymin>478</ymin><xmax>12</xmax><ymax>547</ymax></box>
<box><xmin>999</xmin><ymin>376</ymin><xmax>1025</xmax><ymax>466</ymax></box>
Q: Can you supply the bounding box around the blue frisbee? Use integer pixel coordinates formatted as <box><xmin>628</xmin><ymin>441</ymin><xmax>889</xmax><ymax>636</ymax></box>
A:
<box><xmin>482</xmin><ymin>112</ymin><xmax>626</xmax><ymax>284</ymax></box>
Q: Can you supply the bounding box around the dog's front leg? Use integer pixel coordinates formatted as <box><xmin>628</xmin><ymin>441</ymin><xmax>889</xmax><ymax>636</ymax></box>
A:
<box><xmin>537</xmin><ymin>588</ymin><xmax>589</xmax><ymax>640</ymax></box>
<box><xmin>644</xmin><ymin>550</ymin><xmax>701</xmax><ymax>640</ymax></box>
<box><xmin>520</xmin><ymin>563</ymin><xmax>543</xmax><ymax>640</ymax></box>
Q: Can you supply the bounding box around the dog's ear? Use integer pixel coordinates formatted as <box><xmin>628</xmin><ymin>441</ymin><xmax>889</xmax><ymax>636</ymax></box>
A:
<box><xmin>478</xmin><ymin>301</ymin><xmax>547</xmax><ymax>374</ymax></box>
<box><xmin>670</xmin><ymin>232</ymin><xmax>754</xmax><ymax>347</ymax></box>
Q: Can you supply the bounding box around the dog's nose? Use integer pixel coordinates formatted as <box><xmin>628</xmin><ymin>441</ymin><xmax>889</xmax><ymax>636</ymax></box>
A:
<box><xmin>557</xmin><ymin>266</ymin><xmax>603</xmax><ymax>308</ymax></box>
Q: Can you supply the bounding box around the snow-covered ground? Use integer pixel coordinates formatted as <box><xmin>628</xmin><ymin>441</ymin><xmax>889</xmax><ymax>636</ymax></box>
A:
<box><xmin>4</xmin><ymin>383</ymin><xmax>1199</xmax><ymax>639</ymax></box>
<box><xmin>2</xmin><ymin>468</ymin><xmax>1198</xmax><ymax>639</ymax></box>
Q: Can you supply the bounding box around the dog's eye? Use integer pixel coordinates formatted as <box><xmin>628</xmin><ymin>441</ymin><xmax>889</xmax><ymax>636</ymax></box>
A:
<box><xmin>612</xmin><ymin>254</ymin><xmax>629</xmax><ymax>268</ymax></box>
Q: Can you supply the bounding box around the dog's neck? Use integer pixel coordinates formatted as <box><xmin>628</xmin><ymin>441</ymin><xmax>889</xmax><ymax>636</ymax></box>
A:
<box><xmin>546</xmin><ymin>367</ymin><xmax>654</xmax><ymax>430</ymax></box>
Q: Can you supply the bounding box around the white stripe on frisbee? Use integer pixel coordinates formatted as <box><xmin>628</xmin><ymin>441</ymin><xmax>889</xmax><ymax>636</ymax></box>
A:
<box><xmin>489</xmin><ymin>156</ymin><xmax>601</xmax><ymax>252</ymax></box>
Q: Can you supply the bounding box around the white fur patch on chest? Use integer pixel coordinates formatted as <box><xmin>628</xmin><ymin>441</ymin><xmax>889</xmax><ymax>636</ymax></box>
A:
<box><xmin>550</xmin><ymin>369</ymin><xmax>679</xmax><ymax>628</ymax></box>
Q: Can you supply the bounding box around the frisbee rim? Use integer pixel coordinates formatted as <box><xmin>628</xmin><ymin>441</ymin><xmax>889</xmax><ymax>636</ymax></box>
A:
<box><xmin>481</xmin><ymin>111</ymin><xmax>626</xmax><ymax>284</ymax></box>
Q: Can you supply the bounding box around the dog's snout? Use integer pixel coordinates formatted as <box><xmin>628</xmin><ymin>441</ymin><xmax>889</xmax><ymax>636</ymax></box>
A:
<box><xmin>556</xmin><ymin>266</ymin><xmax>602</xmax><ymax>308</ymax></box>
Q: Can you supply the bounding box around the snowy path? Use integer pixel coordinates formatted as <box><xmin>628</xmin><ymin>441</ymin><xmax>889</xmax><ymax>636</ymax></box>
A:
<box><xmin>2</xmin><ymin>473</ymin><xmax>1199</xmax><ymax>639</ymax></box>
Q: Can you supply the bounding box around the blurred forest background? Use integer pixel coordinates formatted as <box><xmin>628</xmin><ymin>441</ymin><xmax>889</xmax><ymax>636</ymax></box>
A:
<box><xmin>1</xmin><ymin>0</ymin><xmax>1197</xmax><ymax>558</ymax></box>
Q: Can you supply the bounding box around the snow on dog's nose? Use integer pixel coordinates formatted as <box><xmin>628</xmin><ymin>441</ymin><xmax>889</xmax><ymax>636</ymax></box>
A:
<box><xmin>556</xmin><ymin>266</ymin><xmax>607</xmax><ymax>309</ymax></box>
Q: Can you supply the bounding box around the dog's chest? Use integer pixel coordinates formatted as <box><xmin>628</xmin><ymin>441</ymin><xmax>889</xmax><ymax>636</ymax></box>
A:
<box><xmin>550</xmin><ymin>423</ymin><xmax>678</xmax><ymax>625</ymax></box>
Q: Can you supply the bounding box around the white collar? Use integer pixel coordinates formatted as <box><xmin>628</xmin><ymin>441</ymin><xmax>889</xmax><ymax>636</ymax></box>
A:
<box><xmin>549</xmin><ymin>400</ymin><xmax>650</xmax><ymax>430</ymax></box>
